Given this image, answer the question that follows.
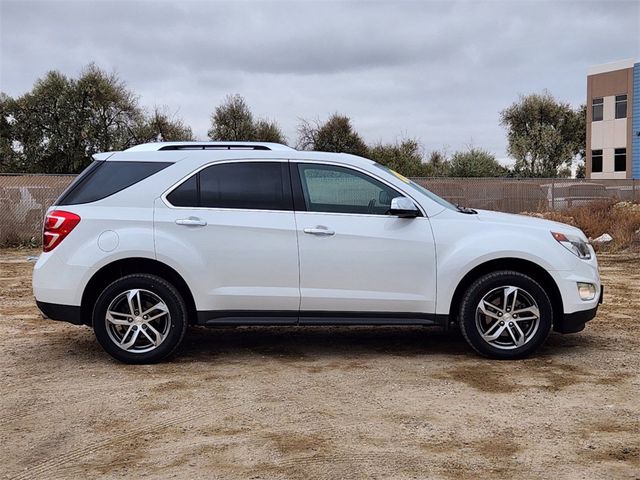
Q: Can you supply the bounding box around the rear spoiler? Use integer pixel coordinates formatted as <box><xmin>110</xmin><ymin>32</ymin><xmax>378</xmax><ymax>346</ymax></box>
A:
<box><xmin>92</xmin><ymin>152</ymin><xmax>116</xmax><ymax>161</ymax></box>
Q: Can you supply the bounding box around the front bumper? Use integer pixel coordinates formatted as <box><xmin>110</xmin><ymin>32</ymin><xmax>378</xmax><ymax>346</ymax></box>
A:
<box><xmin>554</xmin><ymin>285</ymin><xmax>603</xmax><ymax>334</ymax></box>
<box><xmin>555</xmin><ymin>306</ymin><xmax>598</xmax><ymax>333</ymax></box>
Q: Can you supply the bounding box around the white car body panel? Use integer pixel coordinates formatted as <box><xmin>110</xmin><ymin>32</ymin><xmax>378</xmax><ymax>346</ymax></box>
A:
<box><xmin>430</xmin><ymin>208</ymin><xmax>600</xmax><ymax>315</ymax></box>
<box><xmin>154</xmin><ymin>200</ymin><xmax>300</xmax><ymax>312</ymax></box>
<box><xmin>295</xmin><ymin>212</ymin><xmax>436</xmax><ymax>312</ymax></box>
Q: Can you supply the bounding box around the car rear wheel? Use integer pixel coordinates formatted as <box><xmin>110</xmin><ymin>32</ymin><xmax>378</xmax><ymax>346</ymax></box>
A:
<box><xmin>92</xmin><ymin>274</ymin><xmax>188</xmax><ymax>364</ymax></box>
<box><xmin>459</xmin><ymin>271</ymin><xmax>553</xmax><ymax>359</ymax></box>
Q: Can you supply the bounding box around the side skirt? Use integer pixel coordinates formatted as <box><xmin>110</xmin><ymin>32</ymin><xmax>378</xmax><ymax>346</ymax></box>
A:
<box><xmin>196</xmin><ymin>310</ymin><xmax>448</xmax><ymax>327</ymax></box>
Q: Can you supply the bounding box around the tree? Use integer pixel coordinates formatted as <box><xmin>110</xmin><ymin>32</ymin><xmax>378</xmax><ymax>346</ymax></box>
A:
<box><xmin>368</xmin><ymin>139</ymin><xmax>430</xmax><ymax>177</ymax></box>
<box><xmin>0</xmin><ymin>93</ymin><xmax>18</xmax><ymax>172</ymax></box>
<box><xmin>254</xmin><ymin>118</ymin><xmax>286</xmax><ymax>143</ymax></box>
<box><xmin>448</xmin><ymin>147</ymin><xmax>506</xmax><ymax>177</ymax></box>
<box><xmin>297</xmin><ymin>114</ymin><xmax>368</xmax><ymax>156</ymax></box>
<box><xmin>133</xmin><ymin>107</ymin><xmax>194</xmax><ymax>143</ymax></box>
<box><xmin>0</xmin><ymin>64</ymin><xmax>193</xmax><ymax>173</ymax></box>
<box><xmin>500</xmin><ymin>91</ymin><xmax>584</xmax><ymax>177</ymax></box>
<box><xmin>425</xmin><ymin>150</ymin><xmax>450</xmax><ymax>176</ymax></box>
<box><xmin>207</xmin><ymin>94</ymin><xmax>255</xmax><ymax>141</ymax></box>
<box><xmin>575</xmin><ymin>104</ymin><xmax>586</xmax><ymax>161</ymax></box>
<box><xmin>207</xmin><ymin>94</ymin><xmax>286</xmax><ymax>144</ymax></box>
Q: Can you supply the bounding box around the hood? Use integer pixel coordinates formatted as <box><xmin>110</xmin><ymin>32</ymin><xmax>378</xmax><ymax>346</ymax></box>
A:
<box><xmin>475</xmin><ymin>209</ymin><xmax>585</xmax><ymax>238</ymax></box>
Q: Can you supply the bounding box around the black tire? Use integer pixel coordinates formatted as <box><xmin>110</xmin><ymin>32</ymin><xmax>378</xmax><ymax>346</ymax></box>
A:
<box><xmin>92</xmin><ymin>274</ymin><xmax>188</xmax><ymax>364</ymax></box>
<box><xmin>459</xmin><ymin>270</ymin><xmax>553</xmax><ymax>359</ymax></box>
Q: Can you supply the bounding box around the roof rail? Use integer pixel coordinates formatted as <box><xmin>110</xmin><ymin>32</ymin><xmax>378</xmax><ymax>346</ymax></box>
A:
<box><xmin>124</xmin><ymin>141</ymin><xmax>295</xmax><ymax>152</ymax></box>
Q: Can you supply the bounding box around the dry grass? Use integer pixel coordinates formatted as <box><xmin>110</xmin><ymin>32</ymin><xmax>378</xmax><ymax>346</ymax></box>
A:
<box><xmin>523</xmin><ymin>201</ymin><xmax>640</xmax><ymax>252</ymax></box>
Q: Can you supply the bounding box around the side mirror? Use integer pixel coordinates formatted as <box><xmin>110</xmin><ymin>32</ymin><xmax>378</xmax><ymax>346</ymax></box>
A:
<box><xmin>390</xmin><ymin>197</ymin><xmax>419</xmax><ymax>218</ymax></box>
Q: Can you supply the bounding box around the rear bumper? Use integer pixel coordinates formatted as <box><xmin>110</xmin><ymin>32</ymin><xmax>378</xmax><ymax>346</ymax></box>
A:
<box><xmin>36</xmin><ymin>300</ymin><xmax>84</xmax><ymax>325</ymax></box>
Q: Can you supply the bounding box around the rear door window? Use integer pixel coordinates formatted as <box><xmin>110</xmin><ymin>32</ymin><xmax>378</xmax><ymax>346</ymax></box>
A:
<box><xmin>166</xmin><ymin>161</ymin><xmax>292</xmax><ymax>211</ymax></box>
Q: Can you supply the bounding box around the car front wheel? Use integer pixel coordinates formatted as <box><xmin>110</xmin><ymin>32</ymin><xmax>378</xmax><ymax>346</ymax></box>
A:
<box><xmin>459</xmin><ymin>271</ymin><xmax>553</xmax><ymax>359</ymax></box>
<box><xmin>92</xmin><ymin>274</ymin><xmax>188</xmax><ymax>364</ymax></box>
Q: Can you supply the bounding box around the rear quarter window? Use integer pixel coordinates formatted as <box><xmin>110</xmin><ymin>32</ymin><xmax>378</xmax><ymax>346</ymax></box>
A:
<box><xmin>57</xmin><ymin>161</ymin><xmax>173</xmax><ymax>206</ymax></box>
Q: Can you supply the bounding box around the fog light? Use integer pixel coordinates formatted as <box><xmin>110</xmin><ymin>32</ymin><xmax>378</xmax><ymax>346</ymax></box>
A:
<box><xmin>577</xmin><ymin>282</ymin><xmax>596</xmax><ymax>301</ymax></box>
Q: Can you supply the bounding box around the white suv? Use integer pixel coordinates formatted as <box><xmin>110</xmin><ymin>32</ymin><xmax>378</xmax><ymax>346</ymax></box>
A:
<box><xmin>33</xmin><ymin>142</ymin><xmax>602</xmax><ymax>363</ymax></box>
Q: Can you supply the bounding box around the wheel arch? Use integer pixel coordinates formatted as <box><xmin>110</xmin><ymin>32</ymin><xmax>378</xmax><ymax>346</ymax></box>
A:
<box><xmin>80</xmin><ymin>257</ymin><xmax>197</xmax><ymax>326</ymax></box>
<box><xmin>448</xmin><ymin>258</ymin><xmax>563</xmax><ymax>329</ymax></box>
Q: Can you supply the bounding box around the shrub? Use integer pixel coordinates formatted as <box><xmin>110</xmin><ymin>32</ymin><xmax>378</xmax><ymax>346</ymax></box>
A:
<box><xmin>523</xmin><ymin>201</ymin><xmax>640</xmax><ymax>252</ymax></box>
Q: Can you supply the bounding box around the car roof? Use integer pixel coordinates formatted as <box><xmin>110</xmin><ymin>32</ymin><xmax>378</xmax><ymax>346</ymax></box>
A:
<box><xmin>94</xmin><ymin>142</ymin><xmax>376</xmax><ymax>169</ymax></box>
<box><xmin>124</xmin><ymin>141</ymin><xmax>296</xmax><ymax>152</ymax></box>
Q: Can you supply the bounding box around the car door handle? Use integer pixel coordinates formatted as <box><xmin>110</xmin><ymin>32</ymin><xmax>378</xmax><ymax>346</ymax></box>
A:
<box><xmin>303</xmin><ymin>226</ymin><xmax>335</xmax><ymax>236</ymax></box>
<box><xmin>175</xmin><ymin>217</ymin><xmax>207</xmax><ymax>226</ymax></box>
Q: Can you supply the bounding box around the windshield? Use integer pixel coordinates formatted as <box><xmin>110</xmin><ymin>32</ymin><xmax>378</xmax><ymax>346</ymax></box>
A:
<box><xmin>372</xmin><ymin>163</ymin><xmax>458</xmax><ymax>211</ymax></box>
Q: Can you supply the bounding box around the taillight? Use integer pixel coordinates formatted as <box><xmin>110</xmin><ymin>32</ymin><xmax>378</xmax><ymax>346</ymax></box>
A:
<box><xmin>43</xmin><ymin>210</ymin><xmax>81</xmax><ymax>252</ymax></box>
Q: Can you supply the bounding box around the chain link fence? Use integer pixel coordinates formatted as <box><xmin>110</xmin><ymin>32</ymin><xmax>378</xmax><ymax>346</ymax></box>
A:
<box><xmin>1</xmin><ymin>174</ymin><xmax>638</xmax><ymax>245</ymax></box>
<box><xmin>0</xmin><ymin>174</ymin><xmax>76</xmax><ymax>245</ymax></box>
<box><xmin>413</xmin><ymin>177</ymin><xmax>640</xmax><ymax>213</ymax></box>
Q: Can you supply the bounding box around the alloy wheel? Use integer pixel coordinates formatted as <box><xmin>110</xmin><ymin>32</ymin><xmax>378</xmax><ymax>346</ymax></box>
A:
<box><xmin>475</xmin><ymin>285</ymin><xmax>541</xmax><ymax>350</ymax></box>
<box><xmin>105</xmin><ymin>289</ymin><xmax>171</xmax><ymax>353</ymax></box>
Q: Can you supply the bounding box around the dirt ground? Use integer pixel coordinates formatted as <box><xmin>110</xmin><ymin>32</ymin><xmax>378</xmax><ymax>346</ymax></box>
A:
<box><xmin>0</xmin><ymin>248</ymin><xmax>638</xmax><ymax>480</ymax></box>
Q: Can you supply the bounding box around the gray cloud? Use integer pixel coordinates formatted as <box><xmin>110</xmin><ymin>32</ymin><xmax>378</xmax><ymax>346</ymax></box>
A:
<box><xmin>1</xmin><ymin>0</ymin><xmax>639</xmax><ymax>160</ymax></box>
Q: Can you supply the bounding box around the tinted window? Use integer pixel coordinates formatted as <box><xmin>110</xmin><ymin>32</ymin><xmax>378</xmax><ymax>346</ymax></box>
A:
<box><xmin>55</xmin><ymin>160</ymin><xmax>104</xmax><ymax>204</ymax></box>
<box><xmin>615</xmin><ymin>94</ymin><xmax>627</xmax><ymax>119</ymax></box>
<box><xmin>614</xmin><ymin>148</ymin><xmax>626</xmax><ymax>172</ymax></box>
<box><xmin>591</xmin><ymin>149</ymin><xmax>603</xmax><ymax>173</ymax></box>
<box><xmin>200</xmin><ymin>162</ymin><xmax>290</xmax><ymax>210</ymax></box>
<box><xmin>297</xmin><ymin>164</ymin><xmax>400</xmax><ymax>215</ymax></box>
<box><xmin>592</xmin><ymin>97</ymin><xmax>603</xmax><ymax>121</ymax></box>
<box><xmin>166</xmin><ymin>162</ymin><xmax>292</xmax><ymax>211</ymax></box>
<box><xmin>166</xmin><ymin>174</ymin><xmax>197</xmax><ymax>207</ymax></box>
<box><xmin>57</xmin><ymin>161</ymin><xmax>172</xmax><ymax>205</ymax></box>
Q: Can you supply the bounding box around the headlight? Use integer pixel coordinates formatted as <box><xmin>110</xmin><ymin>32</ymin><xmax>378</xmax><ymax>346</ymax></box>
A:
<box><xmin>551</xmin><ymin>231</ymin><xmax>591</xmax><ymax>259</ymax></box>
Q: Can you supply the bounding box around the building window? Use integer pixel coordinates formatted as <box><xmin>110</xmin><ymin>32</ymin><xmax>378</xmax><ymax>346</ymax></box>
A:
<box><xmin>615</xmin><ymin>94</ymin><xmax>627</xmax><ymax>119</ymax></box>
<box><xmin>591</xmin><ymin>150</ymin><xmax>603</xmax><ymax>173</ymax></box>
<box><xmin>614</xmin><ymin>148</ymin><xmax>626</xmax><ymax>172</ymax></box>
<box><xmin>592</xmin><ymin>97</ymin><xmax>603</xmax><ymax>121</ymax></box>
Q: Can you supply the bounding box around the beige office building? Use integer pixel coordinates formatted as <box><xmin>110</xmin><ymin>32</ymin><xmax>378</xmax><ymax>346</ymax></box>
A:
<box><xmin>586</xmin><ymin>59</ymin><xmax>639</xmax><ymax>179</ymax></box>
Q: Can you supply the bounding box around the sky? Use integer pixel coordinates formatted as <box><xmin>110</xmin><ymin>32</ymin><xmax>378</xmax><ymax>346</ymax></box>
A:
<box><xmin>1</xmin><ymin>0</ymin><xmax>639</xmax><ymax>164</ymax></box>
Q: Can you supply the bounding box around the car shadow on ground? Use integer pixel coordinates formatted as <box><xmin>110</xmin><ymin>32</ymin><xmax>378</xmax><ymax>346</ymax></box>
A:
<box><xmin>43</xmin><ymin>324</ymin><xmax>597</xmax><ymax>365</ymax></box>
<box><xmin>172</xmin><ymin>325</ymin><xmax>593</xmax><ymax>362</ymax></box>
<box><xmin>178</xmin><ymin>326</ymin><xmax>469</xmax><ymax>361</ymax></box>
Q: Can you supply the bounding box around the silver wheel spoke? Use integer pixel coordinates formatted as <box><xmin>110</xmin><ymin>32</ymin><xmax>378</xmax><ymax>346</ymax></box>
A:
<box><xmin>482</xmin><ymin>321</ymin><xmax>507</xmax><ymax>342</ymax></box>
<box><xmin>502</xmin><ymin>286</ymin><xmax>517</xmax><ymax>312</ymax></box>
<box><xmin>120</xmin><ymin>325</ymin><xmax>139</xmax><ymax>349</ymax></box>
<box><xmin>121</xmin><ymin>328</ymin><xmax>140</xmax><ymax>350</ymax></box>
<box><xmin>506</xmin><ymin>323</ymin><xmax>522</xmax><ymax>346</ymax></box>
<box><xmin>106</xmin><ymin>311</ymin><xmax>131</xmax><ymax>326</ymax></box>
<box><xmin>126</xmin><ymin>289</ymin><xmax>139</xmax><ymax>315</ymax></box>
<box><xmin>146</xmin><ymin>311</ymin><xmax>168</xmax><ymax>322</ymax></box>
<box><xmin>140</xmin><ymin>328</ymin><xmax>157</xmax><ymax>346</ymax></box>
<box><xmin>511</xmin><ymin>322</ymin><xmax>526</xmax><ymax>346</ymax></box>
<box><xmin>141</xmin><ymin>302</ymin><xmax>167</xmax><ymax>317</ymax></box>
<box><xmin>144</xmin><ymin>323</ymin><xmax>165</xmax><ymax>345</ymax></box>
<box><xmin>510</xmin><ymin>288</ymin><xmax>519</xmax><ymax>311</ymax></box>
<box><xmin>135</xmin><ymin>290</ymin><xmax>143</xmax><ymax>314</ymax></box>
<box><xmin>479</xmin><ymin>301</ymin><xmax>502</xmax><ymax>320</ymax></box>
<box><xmin>512</xmin><ymin>305</ymin><xmax>540</xmax><ymax>318</ymax></box>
